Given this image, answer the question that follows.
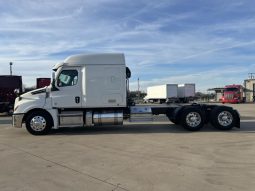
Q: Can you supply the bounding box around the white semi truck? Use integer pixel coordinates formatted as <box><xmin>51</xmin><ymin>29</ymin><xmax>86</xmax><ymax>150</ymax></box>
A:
<box><xmin>13</xmin><ymin>53</ymin><xmax>240</xmax><ymax>135</ymax></box>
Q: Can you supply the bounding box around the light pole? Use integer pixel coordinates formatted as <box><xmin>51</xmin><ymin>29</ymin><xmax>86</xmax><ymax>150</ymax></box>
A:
<box><xmin>10</xmin><ymin>62</ymin><xmax>13</xmax><ymax>76</ymax></box>
<box><xmin>138</xmin><ymin>77</ymin><xmax>140</xmax><ymax>100</ymax></box>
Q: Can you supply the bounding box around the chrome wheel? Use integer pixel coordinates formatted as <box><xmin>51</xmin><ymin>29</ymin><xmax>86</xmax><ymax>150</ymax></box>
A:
<box><xmin>186</xmin><ymin>112</ymin><xmax>201</xmax><ymax>127</ymax></box>
<box><xmin>30</xmin><ymin>116</ymin><xmax>46</xmax><ymax>131</ymax></box>
<box><xmin>217</xmin><ymin>111</ymin><xmax>233</xmax><ymax>127</ymax></box>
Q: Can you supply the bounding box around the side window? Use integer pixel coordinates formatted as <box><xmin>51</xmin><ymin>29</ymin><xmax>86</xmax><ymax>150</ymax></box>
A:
<box><xmin>57</xmin><ymin>70</ymin><xmax>78</xmax><ymax>87</ymax></box>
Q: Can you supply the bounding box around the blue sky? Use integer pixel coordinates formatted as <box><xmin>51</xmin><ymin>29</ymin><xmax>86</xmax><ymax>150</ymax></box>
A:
<box><xmin>0</xmin><ymin>0</ymin><xmax>255</xmax><ymax>92</ymax></box>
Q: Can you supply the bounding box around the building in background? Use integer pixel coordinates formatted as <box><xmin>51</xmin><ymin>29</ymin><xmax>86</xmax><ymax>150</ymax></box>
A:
<box><xmin>207</xmin><ymin>87</ymin><xmax>224</xmax><ymax>102</ymax></box>
<box><xmin>244</xmin><ymin>78</ymin><xmax>255</xmax><ymax>102</ymax></box>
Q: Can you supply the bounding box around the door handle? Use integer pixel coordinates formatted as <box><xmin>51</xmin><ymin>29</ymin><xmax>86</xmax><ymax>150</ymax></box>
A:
<box><xmin>75</xmin><ymin>96</ymin><xmax>80</xmax><ymax>104</ymax></box>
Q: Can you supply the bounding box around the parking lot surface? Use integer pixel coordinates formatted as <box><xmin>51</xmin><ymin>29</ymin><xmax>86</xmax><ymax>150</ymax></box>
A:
<box><xmin>0</xmin><ymin>103</ymin><xmax>255</xmax><ymax>191</ymax></box>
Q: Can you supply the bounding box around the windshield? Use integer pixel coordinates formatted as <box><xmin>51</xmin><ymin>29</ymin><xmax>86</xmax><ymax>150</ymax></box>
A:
<box><xmin>224</xmin><ymin>88</ymin><xmax>238</xmax><ymax>92</ymax></box>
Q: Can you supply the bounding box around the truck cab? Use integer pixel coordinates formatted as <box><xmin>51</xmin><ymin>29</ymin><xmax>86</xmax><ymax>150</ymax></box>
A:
<box><xmin>13</xmin><ymin>53</ymin><xmax>127</xmax><ymax>134</ymax></box>
<box><xmin>221</xmin><ymin>85</ymin><xmax>244</xmax><ymax>104</ymax></box>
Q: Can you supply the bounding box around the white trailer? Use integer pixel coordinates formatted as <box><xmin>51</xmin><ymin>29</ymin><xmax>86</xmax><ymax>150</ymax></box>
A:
<box><xmin>178</xmin><ymin>84</ymin><xmax>196</xmax><ymax>103</ymax></box>
<box><xmin>145</xmin><ymin>84</ymin><xmax>178</xmax><ymax>103</ymax></box>
<box><xmin>12</xmin><ymin>53</ymin><xmax>240</xmax><ymax>135</ymax></box>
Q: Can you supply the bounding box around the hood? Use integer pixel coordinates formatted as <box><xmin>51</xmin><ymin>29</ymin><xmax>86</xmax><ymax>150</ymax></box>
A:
<box><xmin>20</xmin><ymin>87</ymin><xmax>47</xmax><ymax>99</ymax></box>
<box><xmin>31</xmin><ymin>87</ymin><xmax>47</xmax><ymax>95</ymax></box>
<box><xmin>13</xmin><ymin>87</ymin><xmax>49</xmax><ymax>114</ymax></box>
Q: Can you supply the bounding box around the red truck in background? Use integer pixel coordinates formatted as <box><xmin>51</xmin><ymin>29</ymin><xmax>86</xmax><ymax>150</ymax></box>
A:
<box><xmin>0</xmin><ymin>75</ymin><xmax>22</xmax><ymax>114</ymax></box>
<box><xmin>221</xmin><ymin>84</ymin><xmax>245</xmax><ymax>104</ymax></box>
<box><xmin>36</xmin><ymin>78</ymin><xmax>51</xmax><ymax>89</ymax></box>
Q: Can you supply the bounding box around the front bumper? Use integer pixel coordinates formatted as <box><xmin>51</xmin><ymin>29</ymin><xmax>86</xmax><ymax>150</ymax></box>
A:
<box><xmin>222</xmin><ymin>98</ymin><xmax>240</xmax><ymax>103</ymax></box>
<box><xmin>12</xmin><ymin>113</ymin><xmax>24</xmax><ymax>128</ymax></box>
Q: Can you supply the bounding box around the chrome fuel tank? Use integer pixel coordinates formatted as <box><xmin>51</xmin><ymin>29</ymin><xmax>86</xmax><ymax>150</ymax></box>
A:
<box><xmin>93</xmin><ymin>111</ymin><xmax>123</xmax><ymax>125</ymax></box>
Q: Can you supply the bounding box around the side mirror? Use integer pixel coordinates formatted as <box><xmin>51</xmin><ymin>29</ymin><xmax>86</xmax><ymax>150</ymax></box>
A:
<box><xmin>52</xmin><ymin>72</ymin><xmax>55</xmax><ymax>82</ymax></box>
<box><xmin>126</xmin><ymin>67</ymin><xmax>131</xmax><ymax>79</ymax></box>
<box><xmin>51</xmin><ymin>72</ymin><xmax>59</xmax><ymax>91</ymax></box>
<box><xmin>14</xmin><ymin>88</ymin><xmax>20</xmax><ymax>96</ymax></box>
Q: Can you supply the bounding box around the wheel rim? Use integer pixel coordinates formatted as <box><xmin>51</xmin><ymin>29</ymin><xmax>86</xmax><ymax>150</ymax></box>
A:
<box><xmin>186</xmin><ymin>112</ymin><xmax>201</xmax><ymax>127</ymax></box>
<box><xmin>30</xmin><ymin>116</ymin><xmax>46</xmax><ymax>131</ymax></box>
<box><xmin>217</xmin><ymin>111</ymin><xmax>233</xmax><ymax>126</ymax></box>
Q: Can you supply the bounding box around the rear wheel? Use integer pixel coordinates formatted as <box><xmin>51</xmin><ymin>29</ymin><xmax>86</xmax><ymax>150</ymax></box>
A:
<box><xmin>25</xmin><ymin>111</ymin><xmax>52</xmax><ymax>135</ymax></box>
<box><xmin>180</xmin><ymin>107</ymin><xmax>205</xmax><ymax>131</ymax></box>
<box><xmin>210</xmin><ymin>107</ymin><xmax>236</xmax><ymax>130</ymax></box>
<box><xmin>169</xmin><ymin>118</ymin><xmax>178</xmax><ymax>125</ymax></box>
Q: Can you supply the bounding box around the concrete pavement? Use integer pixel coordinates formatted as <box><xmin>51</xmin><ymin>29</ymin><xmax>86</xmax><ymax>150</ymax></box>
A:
<box><xmin>0</xmin><ymin>103</ymin><xmax>255</xmax><ymax>191</ymax></box>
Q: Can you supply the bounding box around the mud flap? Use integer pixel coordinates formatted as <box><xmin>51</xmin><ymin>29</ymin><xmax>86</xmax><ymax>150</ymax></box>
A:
<box><xmin>234</xmin><ymin>109</ymin><xmax>240</xmax><ymax>128</ymax></box>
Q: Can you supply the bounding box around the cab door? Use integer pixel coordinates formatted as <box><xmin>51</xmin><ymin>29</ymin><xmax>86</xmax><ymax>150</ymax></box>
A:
<box><xmin>51</xmin><ymin>67</ymin><xmax>82</xmax><ymax>108</ymax></box>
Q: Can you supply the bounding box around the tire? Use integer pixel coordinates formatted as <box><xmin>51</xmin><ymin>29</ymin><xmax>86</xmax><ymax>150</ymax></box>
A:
<box><xmin>25</xmin><ymin>111</ymin><xmax>53</xmax><ymax>135</ymax></box>
<box><xmin>8</xmin><ymin>104</ymin><xmax>14</xmax><ymax>115</ymax></box>
<box><xmin>210</xmin><ymin>107</ymin><xmax>236</xmax><ymax>130</ymax></box>
<box><xmin>169</xmin><ymin>118</ymin><xmax>178</xmax><ymax>124</ymax></box>
<box><xmin>166</xmin><ymin>108</ymin><xmax>180</xmax><ymax>125</ymax></box>
<box><xmin>159</xmin><ymin>100</ymin><xmax>164</xmax><ymax>104</ymax></box>
<box><xmin>8</xmin><ymin>109</ymin><xmax>14</xmax><ymax>116</ymax></box>
<box><xmin>180</xmin><ymin>107</ymin><xmax>205</xmax><ymax>131</ymax></box>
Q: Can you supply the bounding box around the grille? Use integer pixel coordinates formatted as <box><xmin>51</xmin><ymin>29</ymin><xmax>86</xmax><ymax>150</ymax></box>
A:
<box><xmin>225</xmin><ymin>94</ymin><xmax>234</xmax><ymax>100</ymax></box>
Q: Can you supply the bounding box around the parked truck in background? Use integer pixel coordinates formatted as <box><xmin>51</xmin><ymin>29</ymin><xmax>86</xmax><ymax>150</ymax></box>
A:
<box><xmin>144</xmin><ymin>84</ymin><xmax>178</xmax><ymax>103</ymax></box>
<box><xmin>221</xmin><ymin>84</ymin><xmax>244</xmax><ymax>104</ymax></box>
<box><xmin>36</xmin><ymin>78</ymin><xmax>51</xmax><ymax>89</ymax></box>
<box><xmin>177</xmin><ymin>84</ymin><xmax>196</xmax><ymax>103</ymax></box>
<box><xmin>12</xmin><ymin>53</ymin><xmax>240</xmax><ymax>135</ymax></box>
<box><xmin>0</xmin><ymin>75</ymin><xmax>22</xmax><ymax>114</ymax></box>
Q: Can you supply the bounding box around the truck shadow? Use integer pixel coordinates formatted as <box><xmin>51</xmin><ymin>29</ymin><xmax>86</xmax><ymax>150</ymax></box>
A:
<box><xmin>50</xmin><ymin>121</ymin><xmax>255</xmax><ymax>135</ymax></box>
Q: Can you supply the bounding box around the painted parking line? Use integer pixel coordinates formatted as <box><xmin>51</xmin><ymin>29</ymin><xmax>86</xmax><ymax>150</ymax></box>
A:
<box><xmin>241</xmin><ymin>119</ymin><xmax>255</xmax><ymax>122</ymax></box>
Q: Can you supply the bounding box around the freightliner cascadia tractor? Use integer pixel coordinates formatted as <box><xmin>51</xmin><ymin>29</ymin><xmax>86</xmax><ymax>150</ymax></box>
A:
<box><xmin>13</xmin><ymin>53</ymin><xmax>240</xmax><ymax>135</ymax></box>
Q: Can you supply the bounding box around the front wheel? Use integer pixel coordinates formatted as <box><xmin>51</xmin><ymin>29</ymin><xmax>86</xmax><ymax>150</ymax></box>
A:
<box><xmin>210</xmin><ymin>107</ymin><xmax>236</xmax><ymax>130</ymax></box>
<box><xmin>180</xmin><ymin>107</ymin><xmax>205</xmax><ymax>131</ymax></box>
<box><xmin>25</xmin><ymin>111</ymin><xmax>52</xmax><ymax>135</ymax></box>
<box><xmin>8</xmin><ymin>109</ymin><xmax>14</xmax><ymax>116</ymax></box>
